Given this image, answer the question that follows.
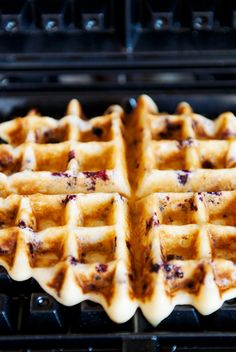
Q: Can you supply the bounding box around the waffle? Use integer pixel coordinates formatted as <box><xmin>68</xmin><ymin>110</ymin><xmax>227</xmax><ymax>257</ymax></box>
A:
<box><xmin>0</xmin><ymin>100</ymin><xmax>130</xmax><ymax>198</ymax></box>
<box><xmin>129</xmin><ymin>95</ymin><xmax>236</xmax><ymax>198</ymax></box>
<box><xmin>1</xmin><ymin>95</ymin><xmax>236</xmax><ymax>325</ymax></box>
<box><xmin>0</xmin><ymin>193</ymin><xmax>137</xmax><ymax>323</ymax></box>
<box><xmin>133</xmin><ymin>190</ymin><xmax>236</xmax><ymax>325</ymax></box>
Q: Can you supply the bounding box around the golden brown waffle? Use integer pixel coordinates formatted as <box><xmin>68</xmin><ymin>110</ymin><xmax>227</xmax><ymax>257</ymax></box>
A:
<box><xmin>0</xmin><ymin>193</ymin><xmax>137</xmax><ymax>323</ymax></box>
<box><xmin>0</xmin><ymin>100</ymin><xmax>130</xmax><ymax>197</ymax></box>
<box><xmin>0</xmin><ymin>95</ymin><xmax>236</xmax><ymax>325</ymax></box>
<box><xmin>129</xmin><ymin>95</ymin><xmax>236</xmax><ymax>198</ymax></box>
<box><xmin>133</xmin><ymin>191</ymin><xmax>236</xmax><ymax>325</ymax></box>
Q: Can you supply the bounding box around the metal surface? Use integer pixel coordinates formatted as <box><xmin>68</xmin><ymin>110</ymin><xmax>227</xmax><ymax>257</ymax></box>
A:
<box><xmin>0</xmin><ymin>0</ymin><xmax>236</xmax><ymax>70</ymax></box>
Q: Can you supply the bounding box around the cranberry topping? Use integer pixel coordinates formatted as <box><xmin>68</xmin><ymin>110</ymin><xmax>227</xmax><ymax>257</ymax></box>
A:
<box><xmin>163</xmin><ymin>263</ymin><xmax>184</xmax><ymax>280</ymax></box>
<box><xmin>27</xmin><ymin>240</ymin><xmax>41</xmax><ymax>255</ymax></box>
<box><xmin>18</xmin><ymin>221</ymin><xmax>33</xmax><ymax>231</ymax></box>
<box><xmin>83</xmin><ymin>171</ymin><xmax>109</xmax><ymax>191</ymax></box>
<box><xmin>83</xmin><ymin>170</ymin><xmax>109</xmax><ymax>181</ymax></box>
<box><xmin>69</xmin><ymin>256</ymin><xmax>78</xmax><ymax>265</ymax></box>
<box><xmin>207</xmin><ymin>191</ymin><xmax>222</xmax><ymax>196</ymax></box>
<box><xmin>177</xmin><ymin>138</ymin><xmax>194</xmax><ymax>149</ymax></box>
<box><xmin>18</xmin><ymin>220</ymin><xmax>26</xmax><ymax>229</ymax></box>
<box><xmin>175</xmin><ymin>267</ymin><xmax>184</xmax><ymax>279</ymax></box>
<box><xmin>189</xmin><ymin>199</ymin><xmax>198</xmax><ymax>211</ymax></box>
<box><xmin>96</xmin><ymin>264</ymin><xmax>108</xmax><ymax>273</ymax></box>
<box><xmin>177</xmin><ymin>170</ymin><xmax>191</xmax><ymax>185</ymax></box>
<box><xmin>163</xmin><ymin>263</ymin><xmax>172</xmax><ymax>272</ymax></box>
<box><xmin>61</xmin><ymin>194</ymin><xmax>76</xmax><ymax>205</ymax></box>
<box><xmin>150</xmin><ymin>262</ymin><xmax>183</xmax><ymax>279</ymax></box>
<box><xmin>198</xmin><ymin>192</ymin><xmax>203</xmax><ymax>202</ymax></box>
<box><xmin>146</xmin><ymin>212</ymin><xmax>160</xmax><ymax>230</ymax></box>
<box><xmin>177</xmin><ymin>203</ymin><xmax>184</xmax><ymax>208</ymax></box>
<box><xmin>51</xmin><ymin>172</ymin><xmax>70</xmax><ymax>178</ymax></box>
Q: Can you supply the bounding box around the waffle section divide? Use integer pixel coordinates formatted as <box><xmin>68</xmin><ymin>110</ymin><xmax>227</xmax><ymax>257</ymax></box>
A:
<box><xmin>1</xmin><ymin>95</ymin><xmax>236</xmax><ymax>325</ymax></box>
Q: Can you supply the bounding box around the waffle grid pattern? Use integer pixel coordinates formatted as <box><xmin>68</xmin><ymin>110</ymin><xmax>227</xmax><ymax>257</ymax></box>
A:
<box><xmin>133</xmin><ymin>96</ymin><xmax>236</xmax><ymax>197</ymax></box>
<box><xmin>0</xmin><ymin>193</ymin><xmax>136</xmax><ymax>322</ymax></box>
<box><xmin>0</xmin><ymin>100</ymin><xmax>130</xmax><ymax>197</ymax></box>
<box><xmin>135</xmin><ymin>191</ymin><xmax>236</xmax><ymax>325</ymax></box>
<box><xmin>0</xmin><ymin>95</ymin><xmax>236</xmax><ymax>325</ymax></box>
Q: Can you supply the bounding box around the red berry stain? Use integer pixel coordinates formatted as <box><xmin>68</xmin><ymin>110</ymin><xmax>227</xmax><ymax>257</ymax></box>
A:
<box><xmin>69</xmin><ymin>256</ymin><xmax>79</xmax><ymax>265</ymax></box>
<box><xmin>83</xmin><ymin>171</ymin><xmax>109</xmax><ymax>191</ymax></box>
<box><xmin>51</xmin><ymin>172</ymin><xmax>70</xmax><ymax>178</ymax></box>
<box><xmin>177</xmin><ymin>138</ymin><xmax>194</xmax><ymax>149</ymax></box>
<box><xmin>189</xmin><ymin>199</ymin><xmax>198</xmax><ymax>211</ymax></box>
<box><xmin>18</xmin><ymin>220</ymin><xmax>26</xmax><ymax>229</ymax></box>
<box><xmin>96</xmin><ymin>264</ymin><xmax>108</xmax><ymax>273</ymax></box>
<box><xmin>177</xmin><ymin>170</ymin><xmax>191</xmax><ymax>185</ymax></box>
<box><xmin>163</xmin><ymin>263</ymin><xmax>184</xmax><ymax>279</ymax></box>
<box><xmin>146</xmin><ymin>212</ymin><xmax>159</xmax><ymax>230</ymax></box>
<box><xmin>62</xmin><ymin>194</ymin><xmax>76</xmax><ymax>205</ymax></box>
<box><xmin>207</xmin><ymin>191</ymin><xmax>222</xmax><ymax>196</ymax></box>
<box><xmin>18</xmin><ymin>221</ymin><xmax>33</xmax><ymax>231</ymax></box>
<box><xmin>198</xmin><ymin>192</ymin><xmax>204</xmax><ymax>202</ymax></box>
